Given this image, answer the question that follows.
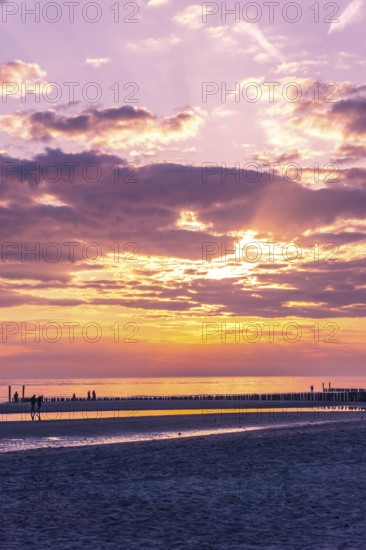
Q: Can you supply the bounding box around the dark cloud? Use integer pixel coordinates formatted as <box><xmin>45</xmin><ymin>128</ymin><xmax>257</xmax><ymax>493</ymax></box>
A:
<box><xmin>30</xmin><ymin>106</ymin><xmax>153</xmax><ymax>136</ymax></box>
<box><xmin>2</xmin><ymin>105</ymin><xmax>200</xmax><ymax>145</ymax></box>
<box><xmin>332</xmin><ymin>144</ymin><xmax>366</xmax><ymax>164</ymax></box>
<box><xmin>331</xmin><ymin>98</ymin><xmax>366</xmax><ymax>135</ymax></box>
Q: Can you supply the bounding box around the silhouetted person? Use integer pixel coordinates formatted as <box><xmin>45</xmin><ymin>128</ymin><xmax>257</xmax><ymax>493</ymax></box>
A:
<box><xmin>30</xmin><ymin>394</ymin><xmax>36</xmax><ymax>420</ymax></box>
<box><xmin>36</xmin><ymin>395</ymin><xmax>43</xmax><ymax>421</ymax></box>
<box><xmin>13</xmin><ymin>391</ymin><xmax>19</xmax><ymax>404</ymax></box>
<box><xmin>37</xmin><ymin>395</ymin><xmax>43</xmax><ymax>411</ymax></box>
<box><xmin>71</xmin><ymin>393</ymin><xmax>76</xmax><ymax>401</ymax></box>
<box><xmin>30</xmin><ymin>394</ymin><xmax>36</xmax><ymax>411</ymax></box>
<box><xmin>92</xmin><ymin>390</ymin><xmax>96</xmax><ymax>401</ymax></box>
<box><xmin>310</xmin><ymin>385</ymin><xmax>314</xmax><ymax>393</ymax></box>
<box><xmin>87</xmin><ymin>391</ymin><xmax>91</xmax><ymax>401</ymax></box>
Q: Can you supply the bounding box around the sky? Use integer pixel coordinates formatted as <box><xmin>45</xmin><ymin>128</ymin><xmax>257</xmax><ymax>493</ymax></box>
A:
<box><xmin>0</xmin><ymin>0</ymin><xmax>365</xmax><ymax>377</ymax></box>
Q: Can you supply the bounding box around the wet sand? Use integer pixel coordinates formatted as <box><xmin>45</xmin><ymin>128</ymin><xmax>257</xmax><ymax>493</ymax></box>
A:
<box><xmin>0</xmin><ymin>407</ymin><xmax>365</xmax><ymax>445</ymax></box>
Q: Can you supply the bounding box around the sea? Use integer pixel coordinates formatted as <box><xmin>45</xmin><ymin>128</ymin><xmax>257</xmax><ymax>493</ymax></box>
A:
<box><xmin>2</xmin><ymin>376</ymin><xmax>366</xmax><ymax>402</ymax></box>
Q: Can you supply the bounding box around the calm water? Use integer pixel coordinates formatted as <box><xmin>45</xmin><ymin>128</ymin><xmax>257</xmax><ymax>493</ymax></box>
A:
<box><xmin>2</xmin><ymin>376</ymin><xmax>366</xmax><ymax>402</ymax></box>
<box><xmin>2</xmin><ymin>407</ymin><xmax>364</xmax><ymax>422</ymax></box>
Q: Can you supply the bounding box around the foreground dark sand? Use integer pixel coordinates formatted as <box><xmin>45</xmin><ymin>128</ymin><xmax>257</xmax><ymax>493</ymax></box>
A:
<box><xmin>0</xmin><ymin>420</ymin><xmax>366</xmax><ymax>549</ymax></box>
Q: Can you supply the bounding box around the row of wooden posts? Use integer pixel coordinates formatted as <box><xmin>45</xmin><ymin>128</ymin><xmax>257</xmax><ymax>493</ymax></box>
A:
<box><xmin>7</xmin><ymin>386</ymin><xmax>366</xmax><ymax>404</ymax></box>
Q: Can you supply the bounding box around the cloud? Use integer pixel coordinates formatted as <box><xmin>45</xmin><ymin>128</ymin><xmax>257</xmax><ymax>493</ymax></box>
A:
<box><xmin>85</xmin><ymin>57</ymin><xmax>110</xmax><ymax>68</ymax></box>
<box><xmin>147</xmin><ymin>0</ymin><xmax>168</xmax><ymax>5</ymax></box>
<box><xmin>0</xmin><ymin>105</ymin><xmax>204</xmax><ymax>152</ymax></box>
<box><xmin>274</xmin><ymin>59</ymin><xmax>328</xmax><ymax>75</ymax></box>
<box><xmin>0</xmin><ymin>150</ymin><xmax>365</xmax><ymax>317</ymax></box>
<box><xmin>0</xmin><ymin>60</ymin><xmax>47</xmax><ymax>99</ymax></box>
<box><xmin>290</xmin><ymin>94</ymin><xmax>366</xmax><ymax>151</ymax></box>
<box><xmin>331</xmin><ymin>97</ymin><xmax>366</xmax><ymax>134</ymax></box>
<box><xmin>127</xmin><ymin>34</ymin><xmax>180</xmax><ymax>52</ymax></box>
<box><xmin>0</xmin><ymin>60</ymin><xmax>46</xmax><ymax>82</ymax></box>
<box><xmin>204</xmin><ymin>22</ymin><xmax>283</xmax><ymax>62</ymax></box>
<box><xmin>252</xmin><ymin>78</ymin><xmax>366</xmax><ymax>162</ymax></box>
<box><xmin>173</xmin><ymin>5</ymin><xmax>284</xmax><ymax>61</ymax></box>
<box><xmin>254</xmin><ymin>148</ymin><xmax>302</xmax><ymax>164</ymax></box>
<box><xmin>239</xmin><ymin>23</ymin><xmax>284</xmax><ymax>61</ymax></box>
<box><xmin>173</xmin><ymin>5</ymin><xmax>204</xmax><ymax>29</ymax></box>
<box><xmin>332</xmin><ymin>144</ymin><xmax>366</xmax><ymax>163</ymax></box>
<box><xmin>328</xmin><ymin>0</ymin><xmax>363</xmax><ymax>34</ymax></box>
<box><xmin>212</xmin><ymin>106</ymin><xmax>236</xmax><ymax>118</ymax></box>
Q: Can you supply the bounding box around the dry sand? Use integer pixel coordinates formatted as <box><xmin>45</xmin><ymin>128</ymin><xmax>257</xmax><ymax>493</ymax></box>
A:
<box><xmin>0</xmin><ymin>418</ymin><xmax>366</xmax><ymax>549</ymax></box>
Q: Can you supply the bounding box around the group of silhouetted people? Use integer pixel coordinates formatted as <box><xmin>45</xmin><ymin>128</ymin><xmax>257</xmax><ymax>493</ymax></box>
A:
<box><xmin>12</xmin><ymin>391</ymin><xmax>44</xmax><ymax>420</ymax></box>
<box><xmin>71</xmin><ymin>391</ymin><xmax>97</xmax><ymax>401</ymax></box>
<box><xmin>87</xmin><ymin>390</ymin><xmax>96</xmax><ymax>401</ymax></box>
<box><xmin>30</xmin><ymin>394</ymin><xmax>43</xmax><ymax>421</ymax></box>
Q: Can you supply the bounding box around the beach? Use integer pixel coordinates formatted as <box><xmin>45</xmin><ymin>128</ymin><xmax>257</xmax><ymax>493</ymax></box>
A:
<box><xmin>0</xmin><ymin>400</ymin><xmax>365</xmax><ymax>451</ymax></box>
<box><xmin>1</xmin><ymin>417</ymin><xmax>366</xmax><ymax>549</ymax></box>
